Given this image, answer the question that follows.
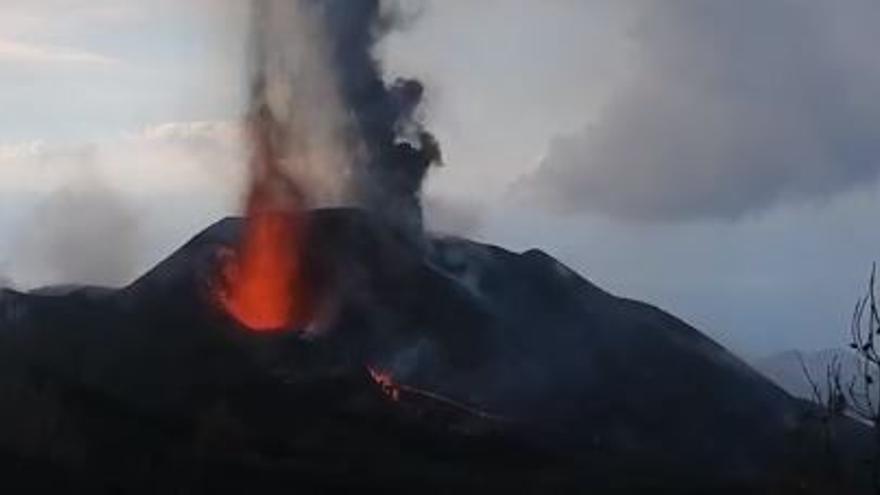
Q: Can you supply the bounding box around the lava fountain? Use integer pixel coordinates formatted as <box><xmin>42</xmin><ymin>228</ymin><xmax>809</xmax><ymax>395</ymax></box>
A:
<box><xmin>216</xmin><ymin>102</ymin><xmax>310</xmax><ymax>332</ymax></box>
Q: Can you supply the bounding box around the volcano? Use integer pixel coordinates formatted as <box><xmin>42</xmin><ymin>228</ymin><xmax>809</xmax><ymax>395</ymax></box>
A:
<box><xmin>0</xmin><ymin>208</ymin><xmax>871</xmax><ymax>492</ymax></box>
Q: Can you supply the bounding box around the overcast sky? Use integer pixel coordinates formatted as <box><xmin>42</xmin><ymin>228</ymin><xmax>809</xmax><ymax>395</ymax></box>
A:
<box><xmin>1</xmin><ymin>0</ymin><xmax>879</xmax><ymax>358</ymax></box>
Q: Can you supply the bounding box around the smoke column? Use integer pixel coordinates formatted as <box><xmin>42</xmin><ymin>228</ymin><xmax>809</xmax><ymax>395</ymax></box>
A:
<box><xmin>219</xmin><ymin>0</ymin><xmax>441</xmax><ymax>331</ymax></box>
<box><xmin>247</xmin><ymin>0</ymin><xmax>442</xmax><ymax>233</ymax></box>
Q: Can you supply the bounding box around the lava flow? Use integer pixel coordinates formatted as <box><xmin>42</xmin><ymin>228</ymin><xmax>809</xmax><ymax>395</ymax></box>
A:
<box><xmin>215</xmin><ymin>98</ymin><xmax>310</xmax><ymax>332</ymax></box>
<box><xmin>368</xmin><ymin>367</ymin><xmax>401</xmax><ymax>402</ymax></box>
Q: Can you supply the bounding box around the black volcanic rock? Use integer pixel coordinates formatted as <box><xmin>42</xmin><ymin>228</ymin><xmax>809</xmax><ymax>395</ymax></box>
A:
<box><xmin>0</xmin><ymin>208</ymin><xmax>871</xmax><ymax>492</ymax></box>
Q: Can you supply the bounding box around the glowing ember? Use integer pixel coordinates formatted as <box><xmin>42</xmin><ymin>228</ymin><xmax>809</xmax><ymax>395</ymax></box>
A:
<box><xmin>367</xmin><ymin>367</ymin><xmax>400</xmax><ymax>402</ymax></box>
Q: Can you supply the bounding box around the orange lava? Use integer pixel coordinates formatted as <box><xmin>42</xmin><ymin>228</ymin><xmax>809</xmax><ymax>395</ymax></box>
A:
<box><xmin>215</xmin><ymin>98</ymin><xmax>309</xmax><ymax>332</ymax></box>
<box><xmin>367</xmin><ymin>367</ymin><xmax>401</xmax><ymax>402</ymax></box>
<box><xmin>218</xmin><ymin>196</ymin><xmax>307</xmax><ymax>332</ymax></box>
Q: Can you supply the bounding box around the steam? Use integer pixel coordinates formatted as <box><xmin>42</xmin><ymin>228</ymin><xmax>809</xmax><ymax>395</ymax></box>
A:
<box><xmin>247</xmin><ymin>0</ymin><xmax>441</xmax><ymax>231</ymax></box>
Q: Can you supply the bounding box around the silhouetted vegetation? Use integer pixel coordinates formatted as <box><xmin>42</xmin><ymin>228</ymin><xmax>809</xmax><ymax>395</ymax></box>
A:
<box><xmin>799</xmin><ymin>351</ymin><xmax>846</xmax><ymax>476</ymax></box>
<box><xmin>844</xmin><ymin>263</ymin><xmax>880</xmax><ymax>493</ymax></box>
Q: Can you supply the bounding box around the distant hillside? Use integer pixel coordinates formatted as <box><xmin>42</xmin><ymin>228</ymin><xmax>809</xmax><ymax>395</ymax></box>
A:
<box><xmin>754</xmin><ymin>348</ymin><xmax>876</xmax><ymax>404</ymax></box>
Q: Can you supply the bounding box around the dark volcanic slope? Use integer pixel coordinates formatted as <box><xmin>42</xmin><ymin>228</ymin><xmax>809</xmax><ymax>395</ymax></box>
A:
<box><xmin>0</xmin><ymin>208</ymin><xmax>863</xmax><ymax>490</ymax></box>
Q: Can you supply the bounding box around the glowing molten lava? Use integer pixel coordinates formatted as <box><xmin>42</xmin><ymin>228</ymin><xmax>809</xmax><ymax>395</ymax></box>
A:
<box><xmin>216</xmin><ymin>98</ymin><xmax>310</xmax><ymax>332</ymax></box>
<box><xmin>218</xmin><ymin>193</ymin><xmax>307</xmax><ymax>332</ymax></box>
<box><xmin>367</xmin><ymin>367</ymin><xmax>401</xmax><ymax>402</ymax></box>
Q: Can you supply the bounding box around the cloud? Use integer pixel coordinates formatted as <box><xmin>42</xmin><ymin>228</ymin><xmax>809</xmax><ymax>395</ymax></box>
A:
<box><xmin>517</xmin><ymin>0</ymin><xmax>880</xmax><ymax>222</ymax></box>
<box><xmin>0</xmin><ymin>39</ymin><xmax>117</xmax><ymax>65</ymax></box>
<box><xmin>0</xmin><ymin>1</ymin><xmax>195</xmax><ymax>35</ymax></box>
<box><xmin>0</xmin><ymin>121</ymin><xmax>245</xmax><ymax>194</ymax></box>
<box><xmin>1</xmin><ymin>122</ymin><xmax>247</xmax><ymax>288</ymax></box>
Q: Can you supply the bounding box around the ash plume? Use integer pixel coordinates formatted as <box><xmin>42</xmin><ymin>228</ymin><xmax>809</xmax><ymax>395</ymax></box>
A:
<box><xmin>247</xmin><ymin>0</ymin><xmax>441</xmax><ymax>233</ymax></box>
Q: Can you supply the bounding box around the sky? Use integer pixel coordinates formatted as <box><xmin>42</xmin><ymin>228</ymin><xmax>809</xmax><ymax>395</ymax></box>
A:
<box><xmin>1</xmin><ymin>0</ymin><xmax>879</xmax><ymax>358</ymax></box>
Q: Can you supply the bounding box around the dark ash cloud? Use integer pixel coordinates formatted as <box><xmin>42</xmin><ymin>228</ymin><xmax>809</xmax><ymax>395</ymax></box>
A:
<box><xmin>309</xmin><ymin>0</ymin><xmax>442</xmax><ymax>230</ymax></box>
<box><xmin>249</xmin><ymin>0</ymin><xmax>441</xmax><ymax>231</ymax></box>
<box><xmin>518</xmin><ymin>0</ymin><xmax>880</xmax><ymax>222</ymax></box>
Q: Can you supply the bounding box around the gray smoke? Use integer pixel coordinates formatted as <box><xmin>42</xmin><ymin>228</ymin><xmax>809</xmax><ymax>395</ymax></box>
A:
<box><xmin>517</xmin><ymin>0</ymin><xmax>880</xmax><ymax>222</ymax></box>
<box><xmin>423</xmin><ymin>195</ymin><xmax>484</xmax><ymax>236</ymax></box>
<box><xmin>247</xmin><ymin>0</ymin><xmax>441</xmax><ymax>232</ymax></box>
<box><xmin>10</xmin><ymin>180</ymin><xmax>142</xmax><ymax>289</ymax></box>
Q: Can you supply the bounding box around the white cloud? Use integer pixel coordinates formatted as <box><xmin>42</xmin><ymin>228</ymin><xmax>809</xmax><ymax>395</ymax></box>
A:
<box><xmin>0</xmin><ymin>121</ymin><xmax>245</xmax><ymax>194</ymax></box>
<box><xmin>0</xmin><ymin>121</ymin><xmax>248</xmax><ymax>288</ymax></box>
<box><xmin>0</xmin><ymin>39</ymin><xmax>117</xmax><ymax>65</ymax></box>
<box><xmin>0</xmin><ymin>141</ymin><xmax>46</xmax><ymax>161</ymax></box>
